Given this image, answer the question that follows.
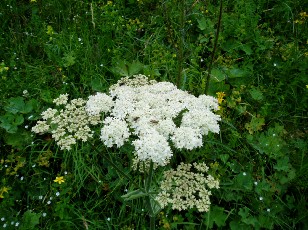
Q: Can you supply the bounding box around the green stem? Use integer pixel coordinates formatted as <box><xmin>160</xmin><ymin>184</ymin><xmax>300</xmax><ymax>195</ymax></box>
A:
<box><xmin>176</xmin><ymin>0</ymin><xmax>185</xmax><ymax>88</ymax></box>
<box><xmin>204</xmin><ymin>0</ymin><xmax>223</xmax><ymax>94</ymax></box>
<box><xmin>146</xmin><ymin>160</ymin><xmax>154</xmax><ymax>192</ymax></box>
<box><xmin>150</xmin><ymin>215</ymin><xmax>156</xmax><ymax>230</ymax></box>
<box><xmin>88</xmin><ymin>141</ymin><xmax>146</xmax><ymax>193</ymax></box>
<box><xmin>89</xmin><ymin>142</ymin><xmax>158</xmax><ymax>229</ymax></box>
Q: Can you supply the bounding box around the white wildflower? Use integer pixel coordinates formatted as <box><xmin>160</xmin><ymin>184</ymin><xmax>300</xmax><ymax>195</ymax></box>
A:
<box><xmin>156</xmin><ymin>162</ymin><xmax>219</xmax><ymax>212</ymax></box>
<box><xmin>53</xmin><ymin>94</ymin><xmax>69</xmax><ymax>105</ymax></box>
<box><xmin>86</xmin><ymin>92</ymin><xmax>113</xmax><ymax>115</ymax></box>
<box><xmin>100</xmin><ymin>118</ymin><xmax>130</xmax><ymax>147</ymax></box>
<box><xmin>171</xmin><ymin>127</ymin><xmax>203</xmax><ymax>150</ymax></box>
<box><xmin>132</xmin><ymin>130</ymin><xmax>172</xmax><ymax>166</ymax></box>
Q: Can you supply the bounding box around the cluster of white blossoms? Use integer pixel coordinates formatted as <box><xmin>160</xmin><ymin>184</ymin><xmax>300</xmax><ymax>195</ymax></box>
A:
<box><xmin>33</xmin><ymin>75</ymin><xmax>221</xmax><ymax>165</ymax></box>
<box><xmin>32</xmin><ymin>96</ymin><xmax>101</xmax><ymax>150</ymax></box>
<box><xmin>86</xmin><ymin>92</ymin><xmax>113</xmax><ymax>116</ymax></box>
<box><xmin>155</xmin><ymin>162</ymin><xmax>220</xmax><ymax>212</ymax></box>
<box><xmin>86</xmin><ymin>75</ymin><xmax>220</xmax><ymax>166</ymax></box>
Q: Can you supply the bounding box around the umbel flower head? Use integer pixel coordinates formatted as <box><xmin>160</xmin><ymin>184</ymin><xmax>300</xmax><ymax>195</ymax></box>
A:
<box><xmin>92</xmin><ymin>75</ymin><xmax>221</xmax><ymax>166</ymax></box>
<box><xmin>33</xmin><ymin>75</ymin><xmax>221</xmax><ymax>165</ymax></box>
<box><xmin>32</xmin><ymin>95</ymin><xmax>101</xmax><ymax>150</ymax></box>
<box><xmin>155</xmin><ymin>162</ymin><xmax>219</xmax><ymax>212</ymax></box>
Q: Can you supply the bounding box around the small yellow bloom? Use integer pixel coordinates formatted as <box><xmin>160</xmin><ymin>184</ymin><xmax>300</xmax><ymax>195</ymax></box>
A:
<box><xmin>0</xmin><ymin>187</ymin><xmax>9</xmax><ymax>193</ymax></box>
<box><xmin>306</xmin><ymin>85</ymin><xmax>308</xmax><ymax>89</ymax></box>
<box><xmin>0</xmin><ymin>187</ymin><xmax>10</xmax><ymax>198</ymax></box>
<box><xmin>30</xmin><ymin>0</ymin><xmax>37</xmax><ymax>2</ymax></box>
<box><xmin>54</xmin><ymin>176</ymin><xmax>65</xmax><ymax>184</ymax></box>
<box><xmin>216</xmin><ymin>92</ymin><xmax>226</xmax><ymax>104</ymax></box>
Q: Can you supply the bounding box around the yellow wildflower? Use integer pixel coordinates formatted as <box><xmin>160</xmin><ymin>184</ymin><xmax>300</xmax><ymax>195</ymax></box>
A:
<box><xmin>54</xmin><ymin>176</ymin><xmax>65</xmax><ymax>184</ymax></box>
<box><xmin>0</xmin><ymin>187</ymin><xmax>10</xmax><ymax>198</ymax></box>
<box><xmin>306</xmin><ymin>85</ymin><xmax>308</xmax><ymax>89</ymax></box>
<box><xmin>30</xmin><ymin>0</ymin><xmax>37</xmax><ymax>2</ymax></box>
<box><xmin>216</xmin><ymin>92</ymin><xmax>226</xmax><ymax>104</ymax></box>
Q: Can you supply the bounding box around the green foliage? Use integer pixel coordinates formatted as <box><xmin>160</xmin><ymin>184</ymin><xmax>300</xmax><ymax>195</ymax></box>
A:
<box><xmin>0</xmin><ymin>0</ymin><xmax>307</xmax><ymax>229</ymax></box>
<box><xmin>20</xmin><ymin>211</ymin><xmax>41</xmax><ymax>230</ymax></box>
<box><xmin>0</xmin><ymin>96</ymin><xmax>39</xmax><ymax>147</ymax></box>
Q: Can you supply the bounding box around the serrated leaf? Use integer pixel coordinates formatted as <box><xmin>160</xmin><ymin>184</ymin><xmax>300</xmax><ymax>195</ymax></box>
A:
<box><xmin>241</xmin><ymin>44</ymin><xmax>253</xmax><ymax>55</ymax></box>
<box><xmin>203</xmin><ymin>206</ymin><xmax>228</xmax><ymax>228</ymax></box>
<box><xmin>211</xmin><ymin>206</ymin><xmax>228</xmax><ymax>227</ymax></box>
<box><xmin>274</xmin><ymin>156</ymin><xmax>290</xmax><ymax>172</ymax></box>
<box><xmin>62</xmin><ymin>52</ymin><xmax>76</xmax><ymax>67</ymax></box>
<box><xmin>197</xmin><ymin>17</ymin><xmax>214</xmax><ymax>32</ymax></box>
<box><xmin>245</xmin><ymin>115</ymin><xmax>265</xmax><ymax>134</ymax></box>
<box><xmin>249</xmin><ymin>88</ymin><xmax>263</xmax><ymax>101</ymax></box>
<box><xmin>239</xmin><ymin>207</ymin><xmax>258</xmax><ymax>227</ymax></box>
<box><xmin>20</xmin><ymin>210</ymin><xmax>41</xmax><ymax>230</ymax></box>
<box><xmin>230</xmin><ymin>220</ymin><xmax>249</xmax><ymax>230</ymax></box>
<box><xmin>239</xmin><ymin>207</ymin><xmax>250</xmax><ymax>219</ymax></box>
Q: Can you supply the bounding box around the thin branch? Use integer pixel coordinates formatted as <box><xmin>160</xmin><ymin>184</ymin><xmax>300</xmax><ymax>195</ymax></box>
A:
<box><xmin>204</xmin><ymin>0</ymin><xmax>223</xmax><ymax>94</ymax></box>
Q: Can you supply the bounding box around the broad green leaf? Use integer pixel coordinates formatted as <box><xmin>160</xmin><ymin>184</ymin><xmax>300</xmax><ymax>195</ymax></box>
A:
<box><xmin>0</xmin><ymin>113</ymin><xmax>24</xmax><ymax>133</ymax></box>
<box><xmin>4</xmin><ymin>129</ymin><xmax>33</xmax><ymax>148</ymax></box>
<box><xmin>112</xmin><ymin>60</ymin><xmax>129</xmax><ymax>76</ymax></box>
<box><xmin>23</xmin><ymin>99</ymin><xmax>38</xmax><ymax>114</ymax></box>
<box><xmin>211</xmin><ymin>68</ymin><xmax>226</xmax><ymax>82</ymax></box>
<box><xmin>228</xmin><ymin>67</ymin><xmax>249</xmax><ymax>78</ymax></box>
<box><xmin>219</xmin><ymin>154</ymin><xmax>230</xmax><ymax>164</ymax></box>
<box><xmin>128</xmin><ymin>61</ymin><xmax>143</xmax><ymax>76</ymax></box>
<box><xmin>4</xmin><ymin>97</ymin><xmax>25</xmax><ymax>114</ymax></box>
<box><xmin>236</xmin><ymin>172</ymin><xmax>253</xmax><ymax>190</ymax></box>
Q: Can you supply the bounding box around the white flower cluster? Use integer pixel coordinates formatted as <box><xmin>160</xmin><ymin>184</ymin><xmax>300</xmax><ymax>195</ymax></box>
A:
<box><xmin>92</xmin><ymin>75</ymin><xmax>221</xmax><ymax>166</ymax></box>
<box><xmin>32</xmin><ymin>95</ymin><xmax>101</xmax><ymax>150</ymax></box>
<box><xmin>86</xmin><ymin>92</ymin><xmax>113</xmax><ymax>116</ymax></box>
<box><xmin>32</xmin><ymin>75</ymin><xmax>221</xmax><ymax>165</ymax></box>
<box><xmin>100</xmin><ymin>117</ymin><xmax>130</xmax><ymax>147</ymax></box>
<box><xmin>155</xmin><ymin>162</ymin><xmax>219</xmax><ymax>212</ymax></box>
<box><xmin>132</xmin><ymin>130</ymin><xmax>172</xmax><ymax>166</ymax></box>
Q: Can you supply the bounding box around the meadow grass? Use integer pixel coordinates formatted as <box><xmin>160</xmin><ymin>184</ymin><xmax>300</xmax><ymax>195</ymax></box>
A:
<box><xmin>0</xmin><ymin>0</ymin><xmax>307</xmax><ymax>229</ymax></box>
